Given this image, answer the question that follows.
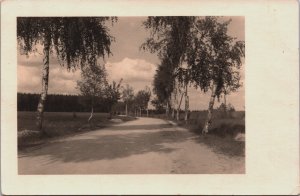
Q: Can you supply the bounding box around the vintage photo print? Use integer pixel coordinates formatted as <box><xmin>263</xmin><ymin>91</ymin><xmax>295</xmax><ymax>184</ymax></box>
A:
<box><xmin>1</xmin><ymin>0</ymin><xmax>299</xmax><ymax>195</ymax></box>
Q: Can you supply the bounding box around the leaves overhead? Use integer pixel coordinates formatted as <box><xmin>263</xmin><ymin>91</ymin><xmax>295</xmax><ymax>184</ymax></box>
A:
<box><xmin>142</xmin><ymin>16</ymin><xmax>245</xmax><ymax>102</ymax></box>
<box><xmin>134</xmin><ymin>86</ymin><xmax>151</xmax><ymax>110</ymax></box>
<box><xmin>187</xmin><ymin>17</ymin><xmax>245</xmax><ymax>97</ymax></box>
<box><xmin>141</xmin><ymin>16</ymin><xmax>195</xmax><ymax>67</ymax></box>
<box><xmin>17</xmin><ymin>17</ymin><xmax>117</xmax><ymax>70</ymax></box>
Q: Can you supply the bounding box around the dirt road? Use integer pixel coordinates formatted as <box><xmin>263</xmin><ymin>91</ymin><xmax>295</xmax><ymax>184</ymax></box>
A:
<box><xmin>18</xmin><ymin>117</ymin><xmax>244</xmax><ymax>174</ymax></box>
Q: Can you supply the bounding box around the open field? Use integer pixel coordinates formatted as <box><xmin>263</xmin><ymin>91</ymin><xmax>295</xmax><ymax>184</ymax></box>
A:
<box><xmin>18</xmin><ymin>111</ymin><xmax>136</xmax><ymax>148</ymax></box>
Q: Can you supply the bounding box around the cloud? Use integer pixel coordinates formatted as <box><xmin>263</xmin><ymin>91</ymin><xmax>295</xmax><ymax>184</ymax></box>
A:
<box><xmin>106</xmin><ymin>57</ymin><xmax>157</xmax><ymax>92</ymax></box>
<box><xmin>18</xmin><ymin>65</ymin><xmax>41</xmax><ymax>93</ymax></box>
<box><xmin>18</xmin><ymin>56</ymin><xmax>81</xmax><ymax>95</ymax></box>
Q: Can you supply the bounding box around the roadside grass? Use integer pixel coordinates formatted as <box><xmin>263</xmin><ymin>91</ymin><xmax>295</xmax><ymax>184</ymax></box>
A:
<box><xmin>196</xmin><ymin>134</ymin><xmax>245</xmax><ymax>157</ymax></box>
<box><xmin>159</xmin><ymin>110</ymin><xmax>245</xmax><ymax>136</ymax></box>
<box><xmin>18</xmin><ymin>111</ymin><xmax>136</xmax><ymax>148</ymax></box>
<box><xmin>155</xmin><ymin>110</ymin><xmax>245</xmax><ymax>157</ymax></box>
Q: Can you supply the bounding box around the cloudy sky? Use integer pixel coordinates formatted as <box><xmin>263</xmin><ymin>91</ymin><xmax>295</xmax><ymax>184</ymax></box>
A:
<box><xmin>18</xmin><ymin>16</ymin><xmax>245</xmax><ymax>110</ymax></box>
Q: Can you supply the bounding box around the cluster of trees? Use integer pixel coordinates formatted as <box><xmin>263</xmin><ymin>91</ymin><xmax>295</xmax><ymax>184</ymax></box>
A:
<box><xmin>76</xmin><ymin>63</ymin><xmax>123</xmax><ymax>123</ymax></box>
<box><xmin>76</xmin><ymin>64</ymin><xmax>151</xmax><ymax>122</ymax></box>
<box><xmin>17</xmin><ymin>93</ymin><xmax>115</xmax><ymax>112</ymax></box>
<box><xmin>17</xmin><ymin>16</ymin><xmax>244</xmax><ymax>135</ymax></box>
<box><xmin>121</xmin><ymin>85</ymin><xmax>151</xmax><ymax>117</ymax></box>
<box><xmin>142</xmin><ymin>16</ymin><xmax>244</xmax><ymax>134</ymax></box>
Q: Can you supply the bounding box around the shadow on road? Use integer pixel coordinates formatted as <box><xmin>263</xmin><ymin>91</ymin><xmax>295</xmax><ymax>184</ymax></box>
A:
<box><xmin>109</xmin><ymin>123</ymin><xmax>173</xmax><ymax>131</ymax></box>
<box><xmin>20</xmin><ymin>130</ymin><xmax>193</xmax><ymax>163</ymax></box>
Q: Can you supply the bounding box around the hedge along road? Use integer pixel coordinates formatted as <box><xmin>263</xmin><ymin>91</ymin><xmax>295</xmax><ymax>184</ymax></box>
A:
<box><xmin>18</xmin><ymin>117</ymin><xmax>244</xmax><ymax>174</ymax></box>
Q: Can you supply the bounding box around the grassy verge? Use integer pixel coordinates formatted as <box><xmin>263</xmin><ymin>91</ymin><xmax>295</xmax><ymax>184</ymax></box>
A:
<box><xmin>156</xmin><ymin>111</ymin><xmax>245</xmax><ymax>157</ymax></box>
<box><xmin>18</xmin><ymin>111</ymin><xmax>136</xmax><ymax>149</ymax></box>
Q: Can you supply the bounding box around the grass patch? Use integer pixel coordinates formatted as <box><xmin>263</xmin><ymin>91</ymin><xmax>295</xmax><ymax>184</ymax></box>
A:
<box><xmin>154</xmin><ymin>110</ymin><xmax>245</xmax><ymax>157</ymax></box>
<box><xmin>196</xmin><ymin>134</ymin><xmax>245</xmax><ymax>157</ymax></box>
<box><xmin>157</xmin><ymin>110</ymin><xmax>245</xmax><ymax>138</ymax></box>
<box><xmin>18</xmin><ymin>111</ymin><xmax>136</xmax><ymax>148</ymax></box>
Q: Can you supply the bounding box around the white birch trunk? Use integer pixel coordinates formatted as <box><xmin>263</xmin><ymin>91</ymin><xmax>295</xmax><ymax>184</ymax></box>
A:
<box><xmin>172</xmin><ymin>108</ymin><xmax>175</xmax><ymax>119</ymax></box>
<box><xmin>36</xmin><ymin>37</ymin><xmax>50</xmax><ymax>132</ymax></box>
<box><xmin>88</xmin><ymin>106</ymin><xmax>94</xmax><ymax>124</ymax></box>
<box><xmin>202</xmin><ymin>85</ymin><xmax>217</xmax><ymax>134</ymax></box>
<box><xmin>166</xmin><ymin>101</ymin><xmax>169</xmax><ymax>117</ymax></box>
<box><xmin>176</xmin><ymin>92</ymin><xmax>184</xmax><ymax>121</ymax></box>
<box><xmin>184</xmin><ymin>84</ymin><xmax>189</xmax><ymax>124</ymax></box>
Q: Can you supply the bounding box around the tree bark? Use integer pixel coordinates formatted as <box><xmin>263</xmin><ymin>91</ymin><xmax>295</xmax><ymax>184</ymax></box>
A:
<box><xmin>88</xmin><ymin>106</ymin><xmax>94</xmax><ymax>124</ymax></box>
<box><xmin>184</xmin><ymin>84</ymin><xmax>189</xmax><ymax>124</ymax></box>
<box><xmin>172</xmin><ymin>108</ymin><xmax>175</xmax><ymax>119</ymax></box>
<box><xmin>176</xmin><ymin>92</ymin><xmax>184</xmax><ymax>121</ymax></box>
<box><xmin>166</xmin><ymin>101</ymin><xmax>169</xmax><ymax>117</ymax></box>
<box><xmin>224</xmin><ymin>92</ymin><xmax>227</xmax><ymax>116</ymax></box>
<box><xmin>125</xmin><ymin>103</ymin><xmax>128</xmax><ymax>116</ymax></box>
<box><xmin>139</xmin><ymin>107</ymin><xmax>142</xmax><ymax>117</ymax></box>
<box><xmin>36</xmin><ymin>36</ymin><xmax>51</xmax><ymax>133</ymax></box>
<box><xmin>147</xmin><ymin>109</ymin><xmax>149</xmax><ymax>117</ymax></box>
<box><xmin>202</xmin><ymin>85</ymin><xmax>217</xmax><ymax>134</ymax></box>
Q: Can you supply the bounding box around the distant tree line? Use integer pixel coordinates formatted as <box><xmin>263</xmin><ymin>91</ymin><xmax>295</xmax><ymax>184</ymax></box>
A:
<box><xmin>17</xmin><ymin>93</ymin><xmax>115</xmax><ymax>113</ymax></box>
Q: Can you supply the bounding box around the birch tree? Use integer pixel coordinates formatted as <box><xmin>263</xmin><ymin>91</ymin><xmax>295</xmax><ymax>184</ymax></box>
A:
<box><xmin>77</xmin><ymin>64</ymin><xmax>108</xmax><ymax>124</ymax></box>
<box><xmin>122</xmin><ymin>84</ymin><xmax>134</xmax><ymax>116</ymax></box>
<box><xmin>142</xmin><ymin>17</ymin><xmax>194</xmax><ymax>119</ymax></box>
<box><xmin>187</xmin><ymin>17</ymin><xmax>244</xmax><ymax>134</ymax></box>
<box><xmin>17</xmin><ymin>17</ymin><xmax>116</xmax><ymax>132</ymax></box>
<box><xmin>134</xmin><ymin>87</ymin><xmax>151</xmax><ymax>117</ymax></box>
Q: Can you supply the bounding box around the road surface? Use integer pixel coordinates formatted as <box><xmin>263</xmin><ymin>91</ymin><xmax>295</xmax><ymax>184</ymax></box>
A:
<box><xmin>18</xmin><ymin>117</ymin><xmax>244</xmax><ymax>174</ymax></box>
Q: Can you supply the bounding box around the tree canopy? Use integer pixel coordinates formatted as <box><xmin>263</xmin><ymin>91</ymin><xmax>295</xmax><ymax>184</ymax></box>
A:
<box><xmin>17</xmin><ymin>17</ymin><xmax>116</xmax><ymax>69</ymax></box>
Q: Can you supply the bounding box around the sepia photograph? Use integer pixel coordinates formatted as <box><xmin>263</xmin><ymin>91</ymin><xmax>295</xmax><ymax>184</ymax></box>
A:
<box><xmin>1</xmin><ymin>0</ymin><xmax>298</xmax><ymax>195</ymax></box>
<box><xmin>17</xmin><ymin>16</ymin><xmax>245</xmax><ymax>174</ymax></box>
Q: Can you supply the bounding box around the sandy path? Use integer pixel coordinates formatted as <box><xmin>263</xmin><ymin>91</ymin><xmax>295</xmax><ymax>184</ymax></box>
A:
<box><xmin>18</xmin><ymin>117</ymin><xmax>244</xmax><ymax>174</ymax></box>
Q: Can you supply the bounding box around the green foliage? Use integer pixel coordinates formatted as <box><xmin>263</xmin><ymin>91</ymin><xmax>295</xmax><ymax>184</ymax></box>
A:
<box><xmin>187</xmin><ymin>17</ymin><xmax>245</xmax><ymax>97</ymax></box>
<box><xmin>143</xmin><ymin>16</ymin><xmax>245</xmax><ymax>104</ymax></box>
<box><xmin>122</xmin><ymin>84</ymin><xmax>135</xmax><ymax>104</ymax></box>
<box><xmin>151</xmin><ymin>98</ymin><xmax>165</xmax><ymax>113</ymax></box>
<box><xmin>17</xmin><ymin>93</ymin><xmax>116</xmax><ymax>112</ymax></box>
<box><xmin>152</xmin><ymin>58</ymin><xmax>175</xmax><ymax>104</ymax></box>
<box><xmin>105</xmin><ymin>79</ymin><xmax>123</xmax><ymax>112</ymax></box>
<box><xmin>77</xmin><ymin>64</ymin><xmax>107</xmax><ymax>98</ymax></box>
<box><xmin>17</xmin><ymin>17</ymin><xmax>116</xmax><ymax>70</ymax></box>
<box><xmin>134</xmin><ymin>86</ymin><xmax>151</xmax><ymax>110</ymax></box>
<box><xmin>141</xmin><ymin>16</ymin><xmax>195</xmax><ymax>66</ymax></box>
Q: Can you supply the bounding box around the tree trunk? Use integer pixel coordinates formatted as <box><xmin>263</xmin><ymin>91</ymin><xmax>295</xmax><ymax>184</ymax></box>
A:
<box><xmin>166</xmin><ymin>101</ymin><xmax>169</xmax><ymax>117</ymax></box>
<box><xmin>36</xmin><ymin>37</ymin><xmax>50</xmax><ymax>133</ymax></box>
<box><xmin>88</xmin><ymin>106</ymin><xmax>94</xmax><ymax>124</ymax></box>
<box><xmin>176</xmin><ymin>92</ymin><xmax>184</xmax><ymax>121</ymax></box>
<box><xmin>224</xmin><ymin>93</ymin><xmax>227</xmax><ymax>116</ymax></box>
<box><xmin>147</xmin><ymin>109</ymin><xmax>149</xmax><ymax>117</ymax></box>
<box><xmin>139</xmin><ymin>107</ymin><xmax>142</xmax><ymax>117</ymax></box>
<box><xmin>172</xmin><ymin>108</ymin><xmax>175</xmax><ymax>119</ymax></box>
<box><xmin>184</xmin><ymin>84</ymin><xmax>189</xmax><ymax>124</ymax></box>
<box><xmin>125</xmin><ymin>103</ymin><xmax>128</xmax><ymax>116</ymax></box>
<box><xmin>202</xmin><ymin>85</ymin><xmax>217</xmax><ymax>134</ymax></box>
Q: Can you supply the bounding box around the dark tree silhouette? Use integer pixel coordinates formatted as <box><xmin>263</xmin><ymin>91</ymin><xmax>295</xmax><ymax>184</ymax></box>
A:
<box><xmin>152</xmin><ymin>58</ymin><xmax>175</xmax><ymax>116</ymax></box>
